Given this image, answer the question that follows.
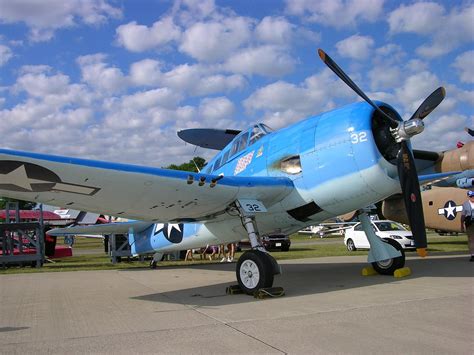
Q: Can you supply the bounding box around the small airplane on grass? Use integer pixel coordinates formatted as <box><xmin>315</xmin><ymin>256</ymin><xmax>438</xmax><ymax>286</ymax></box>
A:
<box><xmin>0</xmin><ymin>49</ymin><xmax>454</xmax><ymax>294</ymax></box>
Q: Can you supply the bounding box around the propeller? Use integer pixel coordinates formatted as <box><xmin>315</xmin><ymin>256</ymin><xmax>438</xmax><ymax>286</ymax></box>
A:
<box><xmin>318</xmin><ymin>49</ymin><xmax>399</xmax><ymax>129</ymax></box>
<box><xmin>397</xmin><ymin>140</ymin><xmax>427</xmax><ymax>255</ymax></box>
<box><xmin>318</xmin><ymin>48</ymin><xmax>446</xmax><ymax>257</ymax></box>
<box><xmin>408</xmin><ymin>87</ymin><xmax>446</xmax><ymax>121</ymax></box>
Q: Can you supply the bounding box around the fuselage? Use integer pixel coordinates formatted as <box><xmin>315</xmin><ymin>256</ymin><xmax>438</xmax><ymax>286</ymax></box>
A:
<box><xmin>383</xmin><ymin>187</ymin><xmax>469</xmax><ymax>233</ymax></box>
<box><xmin>134</xmin><ymin>101</ymin><xmax>405</xmax><ymax>254</ymax></box>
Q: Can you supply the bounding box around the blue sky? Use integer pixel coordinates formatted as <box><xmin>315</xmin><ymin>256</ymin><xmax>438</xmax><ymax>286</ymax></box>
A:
<box><xmin>0</xmin><ymin>0</ymin><xmax>472</xmax><ymax>166</ymax></box>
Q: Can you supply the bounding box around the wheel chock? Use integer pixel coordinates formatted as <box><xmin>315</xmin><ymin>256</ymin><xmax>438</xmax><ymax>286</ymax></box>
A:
<box><xmin>394</xmin><ymin>267</ymin><xmax>411</xmax><ymax>278</ymax></box>
<box><xmin>226</xmin><ymin>285</ymin><xmax>244</xmax><ymax>295</ymax></box>
<box><xmin>254</xmin><ymin>287</ymin><xmax>285</xmax><ymax>299</ymax></box>
<box><xmin>361</xmin><ymin>266</ymin><xmax>377</xmax><ymax>276</ymax></box>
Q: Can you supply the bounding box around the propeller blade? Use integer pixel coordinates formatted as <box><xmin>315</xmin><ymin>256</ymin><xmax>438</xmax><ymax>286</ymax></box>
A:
<box><xmin>408</xmin><ymin>87</ymin><xmax>446</xmax><ymax>121</ymax></box>
<box><xmin>397</xmin><ymin>141</ymin><xmax>427</xmax><ymax>257</ymax></box>
<box><xmin>318</xmin><ymin>49</ymin><xmax>399</xmax><ymax>128</ymax></box>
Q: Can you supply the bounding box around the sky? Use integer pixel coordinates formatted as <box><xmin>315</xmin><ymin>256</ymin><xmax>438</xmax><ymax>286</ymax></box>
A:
<box><xmin>0</xmin><ymin>0</ymin><xmax>472</xmax><ymax>167</ymax></box>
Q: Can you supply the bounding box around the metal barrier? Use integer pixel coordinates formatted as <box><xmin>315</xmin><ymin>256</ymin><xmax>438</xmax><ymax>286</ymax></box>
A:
<box><xmin>0</xmin><ymin>202</ymin><xmax>45</xmax><ymax>268</ymax></box>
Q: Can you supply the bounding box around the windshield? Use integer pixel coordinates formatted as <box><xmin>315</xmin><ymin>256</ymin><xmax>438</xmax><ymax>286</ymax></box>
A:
<box><xmin>375</xmin><ymin>221</ymin><xmax>407</xmax><ymax>231</ymax></box>
<box><xmin>209</xmin><ymin>123</ymin><xmax>272</xmax><ymax>173</ymax></box>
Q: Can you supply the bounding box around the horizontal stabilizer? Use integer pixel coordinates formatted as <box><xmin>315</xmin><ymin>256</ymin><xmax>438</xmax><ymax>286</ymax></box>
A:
<box><xmin>48</xmin><ymin>221</ymin><xmax>153</xmax><ymax>236</ymax></box>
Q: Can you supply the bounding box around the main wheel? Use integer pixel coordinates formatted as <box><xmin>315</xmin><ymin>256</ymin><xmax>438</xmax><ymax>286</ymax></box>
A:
<box><xmin>236</xmin><ymin>250</ymin><xmax>274</xmax><ymax>294</ymax></box>
<box><xmin>346</xmin><ymin>238</ymin><xmax>357</xmax><ymax>251</ymax></box>
<box><xmin>371</xmin><ymin>238</ymin><xmax>405</xmax><ymax>275</ymax></box>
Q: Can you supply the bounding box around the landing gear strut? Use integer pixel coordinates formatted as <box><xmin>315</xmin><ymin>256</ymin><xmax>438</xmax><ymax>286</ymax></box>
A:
<box><xmin>359</xmin><ymin>211</ymin><xmax>406</xmax><ymax>275</ymax></box>
<box><xmin>234</xmin><ymin>201</ymin><xmax>280</xmax><ymax>294</ymax></box>
<box><xmin>149</xmin><ymin>252</ymin><xmax>163</xmax><ymax>269</ymax></box>
<box><xmin>372</xmin><ymin>238</ymin><xmax>405</xmax><ymax>275</ymax></box>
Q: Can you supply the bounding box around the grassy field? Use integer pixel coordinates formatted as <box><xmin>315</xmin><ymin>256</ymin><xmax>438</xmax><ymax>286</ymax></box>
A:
<box><xmin>0</xmin><ymin>232</ymin><xmax>468</xmax><ymax>274</ymax></box>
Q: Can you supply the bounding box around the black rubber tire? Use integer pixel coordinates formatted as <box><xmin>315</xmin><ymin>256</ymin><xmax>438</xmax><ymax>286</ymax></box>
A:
<box><xmin>281</xmin><ymin>245</ymin><xmax>290</xmax><ymax>252</ymax></box>
<box><xmin>371</xmin><ymin>238</ymin><xmax>405</xmax><ymax>275</ymax></box>
<box><xmin>346</xmin><ymin>239</ymin><xmax>357</xmax><ymax>251</ymax></box>
<box><xmin>150</xmin><ymin>260</ymin><xmax>157</xmax><ymax>269</ymax></box>
<box><xmin>236</xmin><ymin>250</ymin><xmax>274</xmax><ymax>294</ymax></box>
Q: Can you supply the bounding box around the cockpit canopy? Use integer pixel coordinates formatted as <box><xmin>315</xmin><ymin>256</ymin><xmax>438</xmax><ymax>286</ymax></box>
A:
<box><xmin>204</xmin><ymin>124</ymin><xmax>273</xmax><ymax>173</ymax></box>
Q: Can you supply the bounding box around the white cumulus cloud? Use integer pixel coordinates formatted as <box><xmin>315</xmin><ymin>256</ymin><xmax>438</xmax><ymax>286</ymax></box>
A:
<box><xmin>179</xmin><ymin>17</ymin><xmax>253</xmax><ymax>62</ymax></box>
<box><xmin>0</xmin><ymin>44</ymin><xmax>12</xmax><ymax>66</ymax></box>
<box><xmin>224</xmin><ymin>45</ymin><xmax>296</xmax><ymax>77</ymax></box>
<box><xmin>388</xmin><ymin>2</ymin><xmax>474</xmax><ymax>58</ymax></box>
<box><xmin>76</xmin><ymin>53</ymin><xmax>128</xmax><ymax>93</ymax></box>
<box><xmin>285</xmin><ymin>0</ymin><xmax>384</xmax><ymax>28</ymax></box>
<box><xmin>0</xmin><ymin>0</ymin><xmax>122</xmax><ymax>41</ymax></box>
<box><xmin>129</xmin><ymin>59</ymin><xmax>163</xmax><ymax>86</ymax></box>
<box><xmin>255</xmin><ymin>16</ymin><xmax>293</xmax><ymax>44</ymax></box>
<box><xmin>411</xmin><ymin>113</ymin><xmax>473</xmax><ymax>151</ymax></box>
<box><xmin>453</xmin><ymin>50</ymin><xmax>474</xmax><ymax>84</ymax></box>
<box><xmin>336</xmin><ymin>35</ymin><xmax>374</xmax><ymax>60</ymax></box>
<box><xmin>244</xmin><ymin>69</ymin><xmax>355</xmax><ymax>129</ymax></box>
<box><xmin>395</xmin><ymin>71</ymin><xmax>440</xmax><ymax>115</ymax></box>
<box><xmin>199</xmin><ymin>96</ymin><xmax>235</xmax><ymax>121</ymax></box>
<box><xmin>388</xmin><ymin>2</ymin><xmax>443</xmax><ymax>35</ymax></box>
<box><xmin>115</xmin><ymin>17</ymin><xmax>181</xmax><ymax>52</ymax></box>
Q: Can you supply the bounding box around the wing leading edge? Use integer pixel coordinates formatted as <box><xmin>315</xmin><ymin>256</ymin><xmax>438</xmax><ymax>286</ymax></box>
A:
<box><xmin>0</xmin><ymin>149</ymin><xmax>293</xmax><ymax>222</ymax></box>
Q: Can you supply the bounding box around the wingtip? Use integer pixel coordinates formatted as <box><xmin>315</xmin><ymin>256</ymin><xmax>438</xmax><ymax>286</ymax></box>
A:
<box><xmin>416</xmin><ymin>248</ymin><xmax>427</xmax><ymax>257</ymax></box>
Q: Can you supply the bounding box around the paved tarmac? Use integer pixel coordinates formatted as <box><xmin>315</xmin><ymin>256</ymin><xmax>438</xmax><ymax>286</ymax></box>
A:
<box><xmin>0</xmin><ymin>253</ymin><xmax>472</xmax><ymax>354</ymax></box>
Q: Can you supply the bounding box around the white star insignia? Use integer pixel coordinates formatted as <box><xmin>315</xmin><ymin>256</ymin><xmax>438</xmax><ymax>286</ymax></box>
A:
<box><xmin>154</xmin><ymin>223</ymin><xmax>164</xmax><ymax>235</ymax></box>
<box><xmin>167</xmin><ymin>223</ymin><xmax>181</xmax><ymax>235</ymax></box>
<box><xmin>153</xmin><ymin>223</ymin><xmax>182</xmax><ymax>236</ymax></box>
<box><xmin>0</xmin><ymin>165</ymin><xmax>46</xmax><ymax>191</ymax></box>
<box><xmin>445</xmin><ymin>202</ymin><xmax>456</xmax><ymax>218</ymax></box>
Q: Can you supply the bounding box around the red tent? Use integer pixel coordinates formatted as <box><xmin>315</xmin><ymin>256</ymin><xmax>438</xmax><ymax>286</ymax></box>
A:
<box><xmin>0</xmin><ymin>210</ymin><xmax>63</xmax><ymax>220</ymax></box>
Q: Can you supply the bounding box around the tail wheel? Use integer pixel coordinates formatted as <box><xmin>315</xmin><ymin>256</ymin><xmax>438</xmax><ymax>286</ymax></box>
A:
<box><xmin>372</xmin><ymin>238</ymin><xmax>405</xmax><ymax>275</ymax></box>
<box><xmin>236</xmin><ymin>250</ymin><xmax>274</xmax><ymax>294</ymax></box>
<box><xmin>346</xmin><ymin>239</ymin><xmax>357</xmax><ymax>251</ymax></box>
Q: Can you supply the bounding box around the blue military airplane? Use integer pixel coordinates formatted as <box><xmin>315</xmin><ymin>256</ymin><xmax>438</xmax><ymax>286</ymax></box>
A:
<box><xmin>0</xmin><ymin>49</ymin><xmax>450</xmax><ymax>294</ymax></box>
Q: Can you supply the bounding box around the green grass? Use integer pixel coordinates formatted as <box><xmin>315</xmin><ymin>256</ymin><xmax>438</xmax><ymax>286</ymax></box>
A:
<box><xmin>56</xmin><ymin>236</ymin><xmax>104</xmax><ymax>249</ymax></box>
<box><xmin>0</xmin><ymin>233</ymin><xmax>468</xmax><ymax>275</ymax></box>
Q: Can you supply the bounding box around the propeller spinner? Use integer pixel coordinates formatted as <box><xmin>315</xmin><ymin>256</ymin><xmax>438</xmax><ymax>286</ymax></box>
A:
<box><xmin>318</xmin><ymin>48</ymin><xmax>446</xmax><ymax>257</ymax></box>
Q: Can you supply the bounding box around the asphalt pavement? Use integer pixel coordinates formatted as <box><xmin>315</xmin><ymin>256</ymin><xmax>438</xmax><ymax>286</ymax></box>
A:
<box><xmin>0</xmin><ymin>253</ymin><xmax>472</xmax><ymax>354</ymax></box>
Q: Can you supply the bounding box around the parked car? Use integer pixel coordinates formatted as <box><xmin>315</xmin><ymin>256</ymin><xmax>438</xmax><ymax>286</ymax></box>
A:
<box><xmin>344</xmin><ymin>220</ymin><xmax>415</xmax><ymax>251</ymax></box>
<box><xmin>238</xmin><ymin>233</ymin><xmax>291</xmax><ymax>251</ymax></box>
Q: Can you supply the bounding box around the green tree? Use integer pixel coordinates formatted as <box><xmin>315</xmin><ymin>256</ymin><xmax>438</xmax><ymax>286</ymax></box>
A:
<box><xmin>166</xmin><ymin>157</ymin><xmax>206</xmax><ymax>172</ymax></box>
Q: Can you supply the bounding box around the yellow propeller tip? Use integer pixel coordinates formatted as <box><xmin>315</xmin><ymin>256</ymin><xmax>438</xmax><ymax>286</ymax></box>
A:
<box><xmin>416</xmin><ymin>248</ymin><xmax>427</xmax><ymax>257</ymax></box>
<box><xmin>318</xmin><ymin>49</ymin><xmax>325</xmax><ymax>60</ymax></box>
